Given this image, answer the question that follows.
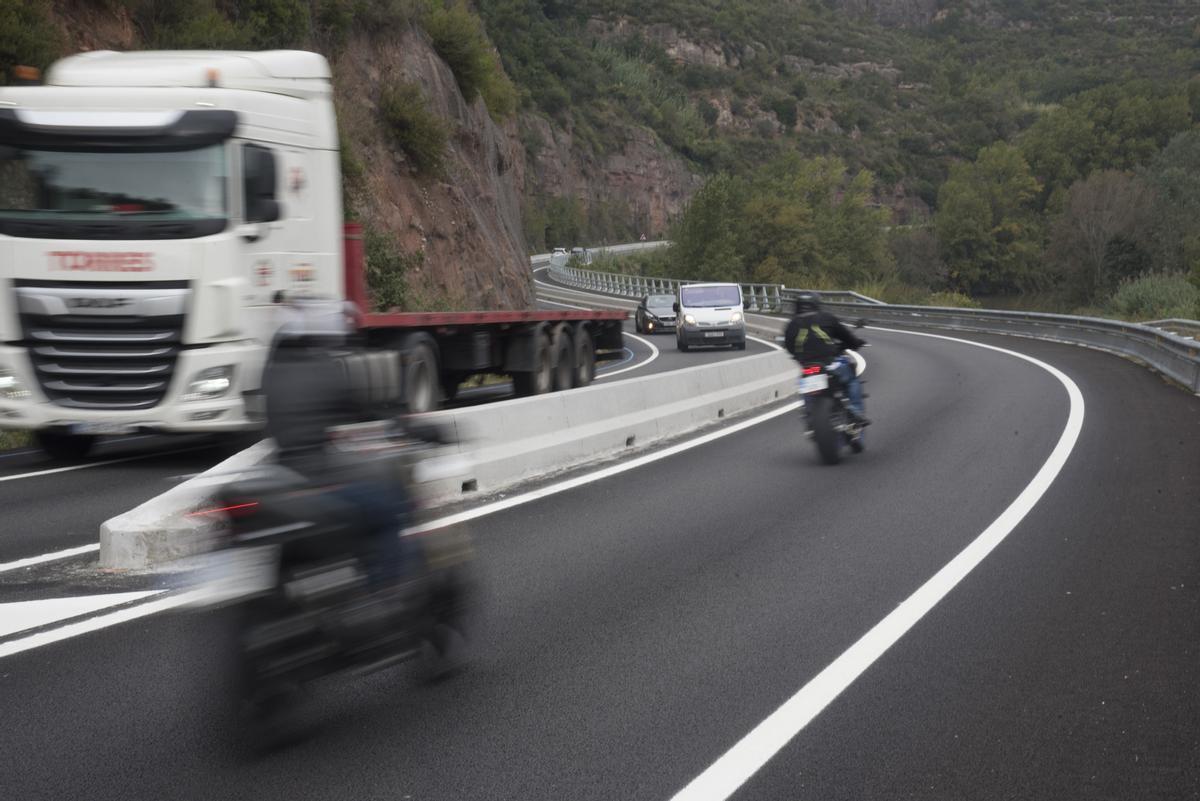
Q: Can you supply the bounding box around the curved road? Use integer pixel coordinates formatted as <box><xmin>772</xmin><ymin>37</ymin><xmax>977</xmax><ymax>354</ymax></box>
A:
<box><xmin>1</xmin><ymin>281</ymin><xmax>1198</xmax><ymax>800</ymax></box>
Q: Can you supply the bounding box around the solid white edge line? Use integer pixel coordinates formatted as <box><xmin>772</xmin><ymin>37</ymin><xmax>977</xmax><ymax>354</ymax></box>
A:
<box><xmin>668</xmin><ymin>326</ymin><xmax>1085</xmax><ymax>801</ymax></box>
<box><xmin>0</xmin><ymin>543</ymin><xmax>101</xmax><ymax>574</ymax></box>
<box><xmin>0</xmin><ymin>442</ymin><xmax>213</xmax><ymax>484</ymax></box>
<box><xmin>404</xmin><ymin>399</ymin><xmax>805</xmax><ymax>536</ymax></box>
<box><xmin>0</xmin><ymin>589</ymin><xmax>198</xmax><ymax>659</ymax></box>
<box><xmin>0</xmin><ymin>454</ymin><xmax>153</xmax><ymax>484</ymax></box>
<box><xmin>537</xmin><ymin>297</ymin><xmax>662</xmax><ymax>378</ymax></box>
<box><xmin>600</xmin><ymin>332</ymin><xmax>659</xmax><ymax>379</ymax></box>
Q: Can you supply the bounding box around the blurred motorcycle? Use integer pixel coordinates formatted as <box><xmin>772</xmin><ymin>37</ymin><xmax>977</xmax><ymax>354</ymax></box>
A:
<box><xmin>199</xmin><ymin>419</ymin><xmax>475</xmax><ymax>749</ymax></box>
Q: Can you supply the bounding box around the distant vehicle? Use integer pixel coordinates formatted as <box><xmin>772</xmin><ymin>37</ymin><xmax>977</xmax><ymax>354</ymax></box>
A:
<box><xmin>568</xmin><ymin>247</ymin><xmax>593</xmax><ymax>266</ymax></box>
<box><xmin>674</xmin><ymin>283</ymin><xmax>746</xmax><ymax>352</ymax></box>
<box><xmin>552</xmin><ymin>247</ymin><xmax>568</xmax><ymax>256</ymax></box>
<box><xmin>635</xmin><ymin>294</ymin><xmax>678</xmax><ymax>334</ymax></box>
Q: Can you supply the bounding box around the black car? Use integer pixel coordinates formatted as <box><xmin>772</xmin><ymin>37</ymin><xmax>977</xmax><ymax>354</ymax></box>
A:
<box><xmin>635</xmin><ymin>294</ymin><xmax>678</xmax><ymax>334</ymax></box>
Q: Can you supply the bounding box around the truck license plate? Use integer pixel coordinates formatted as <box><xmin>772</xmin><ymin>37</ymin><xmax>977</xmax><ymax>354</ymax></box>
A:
<box><xmin>704</xmin><ymin>331</ymin><xmax>725</xmax><ymax>338</ymax></box>
<box><xmin>797</xmin><ymin>374</ymin><xmax>829</xmax><ymax>394</ymax></box>
<box><xmin>71</xmin><ymin>422</ymin><xmax>137</xmax><ymax>435</ymax></box>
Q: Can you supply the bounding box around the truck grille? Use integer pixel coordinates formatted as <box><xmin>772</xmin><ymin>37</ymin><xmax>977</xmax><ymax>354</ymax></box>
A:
<box><xmin>14</xmin><ymin>282</ymin><xmax>189</xmax><ymax>410</ymax></box>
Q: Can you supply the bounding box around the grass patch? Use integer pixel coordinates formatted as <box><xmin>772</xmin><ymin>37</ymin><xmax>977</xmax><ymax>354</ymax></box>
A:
<box><xmin>380</xmin><ymin>81</ymin><xmax>450</xmax><ymax>177</ymax></box>
<box><xmin>0</xmin><ymin>429</ymin><xmax>31</xmax><ymax>451</ymax></box>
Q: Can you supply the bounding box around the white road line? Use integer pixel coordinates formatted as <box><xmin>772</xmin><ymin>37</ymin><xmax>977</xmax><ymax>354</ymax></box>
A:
<box><xmin>0</xmin><ymin>591</ymin><xmax>163</xmax><ymax>639</ymax></box>
<box><xmin>0</xmin><ymin>454</ymin><xmax>154</xmax><ymax>484</ymax></box>
<box><xmin>668</xmin><ymin>327</ymin><xmax>1085</xmax><ymax>801</ymax></box>
<box><xmin>0</xmin><ymin>543</ymin><xmax>100</xmax><ymax>574</ymax></box>
<box><xmin>0</xmin><ymin>589</ymin><xmax>205</xmax><ymax>659</ymax></box>
<box><xmin>538</xmin><ymin>297</ymin><xmax>662</xmax><ymax>378</ymax></box>
<box><xmin>0</xmin><ymin>442</ymin><xmax>212</xmax><ymax>484</ymax></box>
<box><xmin>600</xmin><ymin>333</ymin><xmax>659</xmax><ymax>379</ymax></box>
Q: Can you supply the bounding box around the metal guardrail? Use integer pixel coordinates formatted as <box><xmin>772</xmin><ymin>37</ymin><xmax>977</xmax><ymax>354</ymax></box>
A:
<box><xmin>1143</xmin><ymin>318</ymin><xmax>1200</xmax><ymax>341</ymax></box>
<box><xmin>543</xmin><ymin>254</ymin><xmax>1200</xmax><ymax>394</ymax></box>
<box><xmin>823</xmin><ymin>301</ymin><xmax>1200</xmax><ymax>394</ymax></box>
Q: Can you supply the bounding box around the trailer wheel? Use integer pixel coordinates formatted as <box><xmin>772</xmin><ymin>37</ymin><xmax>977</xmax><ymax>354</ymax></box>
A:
<box><xmin>35</xmin><ymin>430</ymin><xmax>95</xmax><ymax>461</ymax></box>
<box><xmin>551</xmin><ymin>329</ymin><xmax>574</xmax><ymax>392</ymax></box>
<box><xmin>403</xmin><ymin>337</ymin><xmax>441</xmax><ymax>413</ymax></box>
<box><xmin>572</xmin><ymin>327</ymin><xmax>595</xmax><ymax>387</ymax></box>
<box><xmin>513</xmin><ymin>334</ymin><xmax>552</xmax><ymax>396</ymax></box>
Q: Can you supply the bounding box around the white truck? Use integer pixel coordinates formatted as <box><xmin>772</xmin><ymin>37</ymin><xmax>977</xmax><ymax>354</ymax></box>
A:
<box><xmin>0</xmin><ymin>50</ymin><xmax>625</xmax><ymax>459</ymax></box>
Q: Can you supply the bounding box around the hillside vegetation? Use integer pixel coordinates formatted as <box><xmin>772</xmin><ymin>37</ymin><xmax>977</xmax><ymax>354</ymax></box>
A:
<box><xmin>480</xmin><ymin>0</ymin><xmax>1200</xmax><ymax>317</ymax></box>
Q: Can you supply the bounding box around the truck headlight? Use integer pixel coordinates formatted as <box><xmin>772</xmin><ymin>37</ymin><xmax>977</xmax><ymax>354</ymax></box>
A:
<box><xmin>684</xmin><ymin>314</ymin><xmax>697</xmax><ymax>326</ymax></box>
<box><xmin>0</xmin><ymin>368</ymin><xmax>30</xmax><ymax>400</ymax></box>
<box><xmin>729</xmin><ymin>312</ymin><xmax>743</xmax><ymax>324</ymax></box>
<box><xmin>183</xmin><ymin>366</ymin><xmax>234</xmax><ymax>402</ymax></box>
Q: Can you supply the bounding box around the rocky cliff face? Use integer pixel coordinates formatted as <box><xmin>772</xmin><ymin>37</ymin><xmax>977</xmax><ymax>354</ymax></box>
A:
<box><xmin>335</xmin><ymin>29</ymin><xmax>532</xmax><ymax>309</ymax></box>
<box><xmin>522</xmin><ymin>114</ymin><xmax>701</xmax><ymax>240</ymax></box>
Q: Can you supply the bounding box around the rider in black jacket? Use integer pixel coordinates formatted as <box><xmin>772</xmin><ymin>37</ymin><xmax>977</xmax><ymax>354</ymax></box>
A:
<box><xmin>783</xmin><ymin>291</ymin><xmax>869</xmax><ymax>424</ymax></box>
<box><xmin>262</xmin><ymin>300</ymin><xmax>414</xmax><ymax>584</ymax></box>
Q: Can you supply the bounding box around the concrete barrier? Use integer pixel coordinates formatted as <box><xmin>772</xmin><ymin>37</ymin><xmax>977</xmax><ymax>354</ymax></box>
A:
<box><xmin>99</xmin><ymin>350</ymin><xmax>796</xmax><ymax>569</ymax></box>
<box><xmin>99</xmin><ymin>440</ymin><xmax>273</xmax><ymax>569</ymax></box>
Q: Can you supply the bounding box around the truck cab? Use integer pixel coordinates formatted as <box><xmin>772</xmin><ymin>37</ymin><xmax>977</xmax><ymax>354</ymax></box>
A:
<box><xmin>0</xmin><ymin>50</ymin><xmax>342</xmax><ymax>457</ymax></box>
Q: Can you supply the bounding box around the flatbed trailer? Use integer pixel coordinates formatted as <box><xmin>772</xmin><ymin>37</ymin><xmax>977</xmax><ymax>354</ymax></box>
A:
<box><xmin>339</xmin><ymin>223</ymin><xmax>627</xmax><ymax>413</ymax></box>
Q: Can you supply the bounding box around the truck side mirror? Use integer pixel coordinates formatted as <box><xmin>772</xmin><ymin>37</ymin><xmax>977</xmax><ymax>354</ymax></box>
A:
<box><xmin>673</xmin><ymin>302</ymin><xmax>680</xmax><ymax>313</ymax></box>
<box><xmin>243</xmin><ymin>144</ymin><xmax>281</xmax><ymax>224</ymax></box>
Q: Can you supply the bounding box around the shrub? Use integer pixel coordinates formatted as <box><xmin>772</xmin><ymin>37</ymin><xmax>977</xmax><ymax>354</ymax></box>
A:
<box><xmin>0</xmin><ymin>429</ymin><xmax>30</xmax><ymax>451</ymax></box>
<box><xmin>0</xmin><ymin>0</ymin><xmax>60</xmax><ymax>81</ymax></box>
<box><xmin>379</xmin><ymin>81</ymin><xmax>449</xmax><ymax>177</ymax></box>
<box><xmin>122</xmin><ymin>0</ymin><xmax>249</xmax><ymax>48</ymax></box>
<box><xmin>424</xmin><ymin>1</ymin><xmax>517</xmax><ymax>118</ymax></box>
<box><xmin>926</xmin><ymin>290</ymin><xmax>983</xmax><ymax>308</ymax></box>
<box><xmin>1107</xmin><ymin>272</ymin><xmax>1200</xmax><ymax>321</ymax></box>
<box><xmin>364</xmin><ymin>225</ymin><xmax>423</xmax><ymax>311</ymax></box>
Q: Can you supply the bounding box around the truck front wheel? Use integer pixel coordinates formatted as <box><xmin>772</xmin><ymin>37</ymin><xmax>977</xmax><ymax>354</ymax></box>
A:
<box><xmin>35</xmin><ymin>430</ymin><xmax>96</xmax><ymax>461</ymax></box>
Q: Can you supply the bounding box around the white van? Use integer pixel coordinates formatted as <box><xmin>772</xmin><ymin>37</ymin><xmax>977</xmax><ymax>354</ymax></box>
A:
<box><xmin>674</xmin><ymin>282</ymin><xmax>746</xmax><ymax>351</ymax></box>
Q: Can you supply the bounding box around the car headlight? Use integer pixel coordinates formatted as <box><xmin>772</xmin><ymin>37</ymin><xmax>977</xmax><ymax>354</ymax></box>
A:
<box><xmin>0</xmin><ymin>368</ymin><xmax>30</xmax><ymax>400</ymax></box>
<box><xmin>729</xmin><ymin>312</ymin><xmax>743</xmax><ymax>324</ymax></box>
<box><xmin>684</xmin><ymin>314</ymin><xmax>697</xmax><ymax>326</ymax></box>
<box><xmin>183</xmin><ymin>366</ymin><xmax>234</xmax><ymax>402</ymax></box>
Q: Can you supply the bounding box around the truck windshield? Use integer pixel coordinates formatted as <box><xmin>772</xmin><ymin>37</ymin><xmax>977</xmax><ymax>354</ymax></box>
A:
<box><xmin>0</xmin><ymin>145</ymin><xmax>227</xmax><ymax>223</ymax></box>
<box><xmin>681</xmin><ymin>285</ymin><xmax>742</xmax><ymax>307</ymax></box>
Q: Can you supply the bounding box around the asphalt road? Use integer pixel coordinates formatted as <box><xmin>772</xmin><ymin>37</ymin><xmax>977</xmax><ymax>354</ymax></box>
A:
<box><xmin>3</xmin><ymin>322</ymin><xmax>1197</xmax><ymax>800</ymax></box>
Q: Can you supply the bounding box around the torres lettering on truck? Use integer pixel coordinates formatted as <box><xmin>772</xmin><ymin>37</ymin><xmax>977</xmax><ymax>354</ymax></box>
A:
<box><xmin>0</xmin><ymin>51</ymin><xmax>625</xmax><ymax>460</ymax></box>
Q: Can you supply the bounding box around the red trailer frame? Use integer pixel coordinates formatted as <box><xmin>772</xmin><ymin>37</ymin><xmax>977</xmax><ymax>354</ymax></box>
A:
<box><xmin>340</xmin><ymin>223</ymin><xmax>628</xmax><ymax>411</ymax></box>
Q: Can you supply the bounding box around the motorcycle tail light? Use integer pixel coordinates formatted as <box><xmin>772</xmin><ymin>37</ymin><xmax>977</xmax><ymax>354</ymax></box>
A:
<box><xmin>187</xmin><ymin>501</ymin><xmax>259</xmax><ymax>518</ymax></box>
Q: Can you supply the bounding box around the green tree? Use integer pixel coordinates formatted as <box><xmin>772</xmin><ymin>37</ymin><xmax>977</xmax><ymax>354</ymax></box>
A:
<box><xmin>1144</xmin><ymin>130</ymin><xmax>1200</xmax><ymax>292</ymax></box>
<box><xmin>1020</xmin><ymin>81</ymin><xmax>1192</xmax><ymax>203</ymax></box>
<box><xmin>0</xmin><ymin>0</ymin><xmax>60</xmax><ymax>80</ymax></box>
<box><xmin>668</xmin><ymin>173</ymin><xmax>745</xmax><ymax>282</ymax></box>
<box><xmin>936</xmin><ymin>143</ymin><xmax>1045</xmax><ymax>294</ymax></box>
<box><xmin>1045</xmin><ymin>170</ymin><xmax>1153</xmax><ymax>301</ymax></box>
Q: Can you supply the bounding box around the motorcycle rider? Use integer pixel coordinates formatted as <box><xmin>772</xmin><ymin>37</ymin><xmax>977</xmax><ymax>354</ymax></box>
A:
<box><xmin>783</xmin><ymin>291</ymin><xmax>870</xmax><ymax>427</ymax></box>
<box><xmin>261</xmin><ymin>298</ymin><xmax>416</xmax><ymax>585</ymax></box>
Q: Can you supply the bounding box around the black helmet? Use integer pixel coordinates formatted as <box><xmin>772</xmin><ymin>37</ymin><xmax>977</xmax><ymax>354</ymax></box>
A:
<box><xmin>793</xmin><ymin>291</ymin><xmax>821</xmax><ymax>313</ymax></box>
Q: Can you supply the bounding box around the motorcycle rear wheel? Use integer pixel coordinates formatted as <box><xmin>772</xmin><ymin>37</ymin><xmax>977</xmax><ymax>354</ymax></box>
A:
<box><xmin>808</xmin><ymin>395</ymin><xmax>842</xmax><ymax>465</ymax></box>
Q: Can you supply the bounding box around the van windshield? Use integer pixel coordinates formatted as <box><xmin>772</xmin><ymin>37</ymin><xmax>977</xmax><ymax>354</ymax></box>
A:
<box><xmin>680</xmin><ymin>285</ymin><xmax>742</xmax><ymax>307</ymax></box>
